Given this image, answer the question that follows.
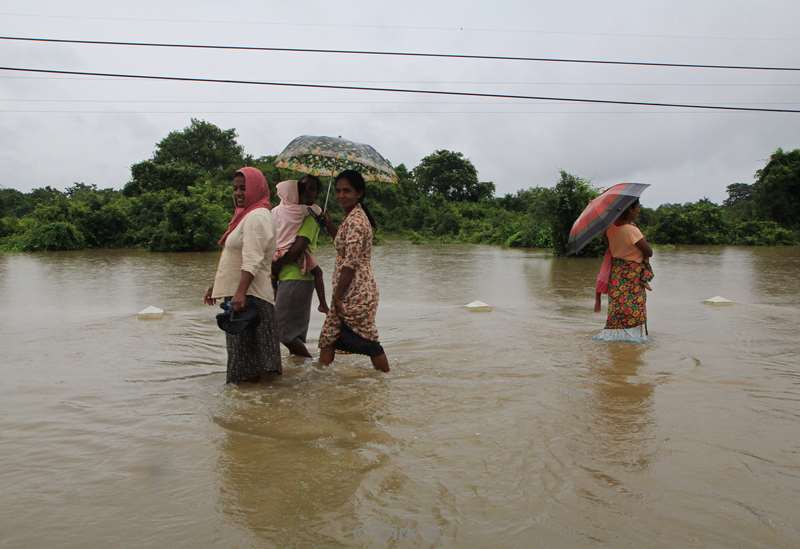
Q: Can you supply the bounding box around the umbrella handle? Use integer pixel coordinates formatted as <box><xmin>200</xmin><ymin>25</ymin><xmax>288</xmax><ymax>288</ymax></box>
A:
<box><xmin>323</xmin><ymin>178</ymin><xmax>333</xmax><ymax>212</ymax></box>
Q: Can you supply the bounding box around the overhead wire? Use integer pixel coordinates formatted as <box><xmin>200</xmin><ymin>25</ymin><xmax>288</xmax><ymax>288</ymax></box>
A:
<box><xmin>2</xmin><ymin>36</ymin><xmax>799</xmax><ymax>71</ymax></box>
<box><xmin>0</xmin><ymin>110</ymin><xmax>781</xmax><ymax>116</ymax></box>
<box><xmin>1</xmin><ymin>99</ymin><xmax>797</xmax><ymax>106</ymax></box>
<box><xmin>0</xmin><ymin>66</ymin><xmax>797</xmax><ymax>113</ymax></box>
<box><xmin>2</xmin><ymin>75</ymin><xmax>800</xmax><ymax>87</ymax></box>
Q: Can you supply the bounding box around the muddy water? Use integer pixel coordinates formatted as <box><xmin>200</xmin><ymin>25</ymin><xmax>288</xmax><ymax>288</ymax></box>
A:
<box><xmin>1</xmin><ymin>244</ymin><xmax>799</xmax><ymax>548</ymax></box>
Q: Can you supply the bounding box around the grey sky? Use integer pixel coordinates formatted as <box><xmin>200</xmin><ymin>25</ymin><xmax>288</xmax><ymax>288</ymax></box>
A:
<box><xmin>1</xmin><ymin>0</ymin><xmax>799</xmax><ymax>205</ymax></box>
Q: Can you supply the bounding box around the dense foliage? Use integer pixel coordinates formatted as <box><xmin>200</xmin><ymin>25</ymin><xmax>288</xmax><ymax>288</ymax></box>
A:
<box><xmin>1</xmin><ymin>120</ymin><xmax>797</xmax><ymax>254</ymax></box>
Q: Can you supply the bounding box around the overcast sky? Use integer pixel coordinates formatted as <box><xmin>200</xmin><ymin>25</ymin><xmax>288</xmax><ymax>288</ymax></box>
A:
<box><xmin>1</xmin><ymin>0</ymin><xmax>799</xmax><ymax>204</ymax></box>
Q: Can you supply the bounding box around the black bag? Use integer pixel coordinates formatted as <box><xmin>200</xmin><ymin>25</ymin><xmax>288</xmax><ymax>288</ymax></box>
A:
<box><xmin>216</xmin><ymin>297</ymin><xmax>261</xmax><ymax>335</ymax></box>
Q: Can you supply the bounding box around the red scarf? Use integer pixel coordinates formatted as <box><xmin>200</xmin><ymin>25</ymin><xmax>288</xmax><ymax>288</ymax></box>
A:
<box><xmin>218</xmin><ymin>167</ymin><xmax>271</xmax><ymax>246</ymax></box>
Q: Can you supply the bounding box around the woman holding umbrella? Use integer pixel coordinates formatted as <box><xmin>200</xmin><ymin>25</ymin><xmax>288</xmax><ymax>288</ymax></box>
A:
<box><xmin>567</xmin><ymin>183</ymin><xmax>653</xmax><ymax>343</ymax></box>
<box><xmin>593</xmin><ymin>199</ymin><xmax>653</xmax><ymax>342</ymax></box>
<box><xmin>274</xmin><ymin>135</ymin><xmax>396</xmax><ymax>370</ymax></box>
<box><xmin>318</xmin><ymin>170</ymin><xmax>390</xmax><ymax>372</ymax></box>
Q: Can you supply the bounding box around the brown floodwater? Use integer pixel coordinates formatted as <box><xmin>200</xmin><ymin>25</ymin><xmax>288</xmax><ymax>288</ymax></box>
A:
<box><xmin>1</xmin><ymin>243</ymin><xmax>799</xmax><ymax>548</ymax></box>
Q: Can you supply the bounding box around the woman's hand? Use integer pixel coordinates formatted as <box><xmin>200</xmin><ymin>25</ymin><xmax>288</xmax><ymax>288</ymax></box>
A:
<box><xmin>332</xmin><ymin>296</ymin><xmax>345</xmax><ymax>316</ymax></box>
<box><xmin>232</xmin><ymin>291</ymin><xmax>247</xmax><ymax>313</ymax></box>
<box><xmin>322</xmin><ymin>211</ymin><xmax>337</xmax><ymax>238</ymax></box>
<box><xmin>232</xmin><ymin>271</ymin><xmax>254</xmax><ymax>313</ymax></box>
<box><xmin>203</xmin><ymin>286</ymin><xmax>216</xmax><ymax>306</ymax></box>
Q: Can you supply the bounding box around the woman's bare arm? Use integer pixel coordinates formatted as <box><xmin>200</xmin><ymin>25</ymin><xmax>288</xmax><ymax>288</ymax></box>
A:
<box><xmin>635</xmin><ymin>238</ymin><xmax>653</xmax><ymax>258</ymax></box>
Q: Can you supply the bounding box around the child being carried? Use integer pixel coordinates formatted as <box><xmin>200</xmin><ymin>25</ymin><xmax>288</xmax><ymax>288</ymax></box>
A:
<box><xmin>271</xmin><ymin>177</ymin><xmax>328</xmax><ymax>314</ymax></box>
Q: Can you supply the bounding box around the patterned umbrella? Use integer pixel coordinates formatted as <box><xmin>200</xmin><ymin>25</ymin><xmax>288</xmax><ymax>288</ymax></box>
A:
<box><xmin>567</xmin><ymin>182</ymin><xmax>650</xmax><ymax>255</ymax></box>
<box><xmin>274</xmin><ymin>135</ymin><xmax>398</xmax><ymax>184</ymax></box>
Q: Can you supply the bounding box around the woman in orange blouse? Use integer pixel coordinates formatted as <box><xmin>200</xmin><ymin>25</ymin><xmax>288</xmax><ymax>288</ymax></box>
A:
<box><xmin>594</xmin><ymin>199</ymin><xmax>653</xmax><ymax>343</ymax></box>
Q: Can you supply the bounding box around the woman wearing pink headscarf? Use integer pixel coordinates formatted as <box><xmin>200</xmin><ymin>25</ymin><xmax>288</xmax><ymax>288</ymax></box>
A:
<box><xmin>203</xmin><ymin>167</ymin><xmax>281</xmax><ymax>383</ymax></box>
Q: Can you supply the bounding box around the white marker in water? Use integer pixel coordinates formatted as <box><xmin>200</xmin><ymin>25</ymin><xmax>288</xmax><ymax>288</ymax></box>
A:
<box><xmin>465</xmin><ymin>300</ymin><xmax>493</xmax><ymax>312</ymax></box>
<box><xmin>137</xmin><ymin>306</ymin><xmax>165</xmax><ymax>319</ymax></box>
<box><xmin>703</xmin><ymin>296</ymin><xmax>734</xmax><ymax>305</ymax></box>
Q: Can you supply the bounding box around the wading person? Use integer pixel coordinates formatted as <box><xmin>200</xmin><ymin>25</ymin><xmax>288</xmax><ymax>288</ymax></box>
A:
<box><xmin>318</xmin><ymin>170</ymin><xmax>389</xmax><ymax>372</ymax></box>
<box><xmin>271</xmin><ymin>175</ymin><xmax>328</xmax><ymax>358</ymax></box>
<box><xmin>204</xmin><ymin>167</ymin><xmax>282</xmax><ymax>382</ymax></box>
<box><xmin>594</xmin><ymin>199</ymin><xmax>654</xmax><ymax>343</ymax></box>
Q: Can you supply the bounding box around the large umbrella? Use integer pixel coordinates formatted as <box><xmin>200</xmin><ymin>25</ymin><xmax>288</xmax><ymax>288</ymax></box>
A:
<box><xmin>274</xmin><ymin>135</ymin><xmax>397</xmax><ymax>210</ymax></box>
<box><xmin>567</xmin><ymin>182</ymin><xmax>649</xmax><ymax>255</ymax></box>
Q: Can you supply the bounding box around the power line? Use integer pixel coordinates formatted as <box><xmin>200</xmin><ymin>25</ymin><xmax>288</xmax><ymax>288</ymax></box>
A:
<box><xmin>3</xmin><ymin>75</ymin><xmax>800</xmax><ymax>86</ymax></box>
<box><xmin>3</xmin><ymin>36</ymin><xmax>800</xmax><ymax>71</ymax></box>
<box><xmin>0</xmin><ymin>110</ymin><xmax>773</xmax><ymax>116</ymax></box>
<box><xmin>2</xmin><ymin>98</ymin><xmax>798</xmax><ymax>106</ymax></box>
<box><xmin>0</xmin><ymin>11</ymin><xmax>796</xmax><ymax>42</ymax></box>
<box><xmin>1</xmin><ymin>66</ymin><xmax>797</xmax><ymax>113</ymax></box>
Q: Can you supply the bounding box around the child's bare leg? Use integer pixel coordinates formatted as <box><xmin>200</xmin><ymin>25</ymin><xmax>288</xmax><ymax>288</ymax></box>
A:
<box><xmin>312</xmin><ymin>266</ymin><xmax>329</xmax><ymax>313</ymax></box>
<box><xmin>285</xmin><ymin>339</ymin><xmax>312</xmax><ymax>358</ymax></box>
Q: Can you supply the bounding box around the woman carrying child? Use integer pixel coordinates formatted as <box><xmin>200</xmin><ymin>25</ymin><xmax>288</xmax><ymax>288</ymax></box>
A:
<box><xmin>272</xmin><ymin>175</ymin><xmax>328</xmax><ymax>358</ymax></box>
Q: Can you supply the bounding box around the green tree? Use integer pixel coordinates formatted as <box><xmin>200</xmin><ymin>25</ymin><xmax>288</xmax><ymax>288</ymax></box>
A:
<box><xmin>752</xmin><ymin>148</ymin><xmax>800</xmax><ymax>228</ymax></box>
<box><xmin>0</xmin><ymin>188</ymin><xmax>33</xmax><ymax>218</ymax></box>
<box><xmin>148</xmin><ymin>194</ymin><xmax>228</xmax><ymax>252</ymax></box>
<box><xmin>413</xmin><ymin>150</ymin><xmax>494</xmax><ymax>202</ymax></box>
<box><xmin>723</xmin><ymin>183</ymin><xmax>756</xmax><ymax>222</ymax></box>
<box><xmin>124</xmin><ymin>119</ymin><xmax>245</xmax><ymax>196</ymax></box>
<box><xmin>125</xmin><ymin>161</ymin><xmax>205</xmax><ymax>196</ymax></box>
<box><xmin>152</xmin><ymin>118</ymin><xmax>244</xmax><ymax>172</ymax></box>
<box><xmin>548</xmin><ymin>171</ymin><xmax>599</xmax><ymax>256</ymax></box>
<box><xmin>124</xmin><ymin>189</ymin><xmax>181</xmax><ymax>246</ymax></box>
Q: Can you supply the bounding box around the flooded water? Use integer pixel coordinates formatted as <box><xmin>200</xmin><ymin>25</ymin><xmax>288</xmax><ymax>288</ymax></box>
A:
<box><xmin>1</xmin><ymin>243</ymin><xmax>799</xmax><ymax>548</ymax></box>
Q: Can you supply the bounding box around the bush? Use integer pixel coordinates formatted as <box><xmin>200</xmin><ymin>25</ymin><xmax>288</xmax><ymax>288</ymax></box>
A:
<box><xmin>650</xmin><ymin>200</ymin><xmax>731</xmax><ymax>244</ymax></box>
<box><xmin>18</xmin><ymin>221</ymin><xmax>86</xmax><ymax>251</ymax></box>
<box><xmin>148</xmin><ymin>195</ymin><xmax>228</xmax><ymax>252</ymax></box>
<box><xmin>0</xmin><ymin>216</ymin><xmax>19</xmax><ymax>239</ymax></box>
<box><xmin>2</xmin><ymin>123</ymin><xmax>798</xmax><ymax>254</ymax></box>
<box><xmin>732</xmin><ymin>220</ymin><xmax>797</xmax><ymax>245</ymax></box>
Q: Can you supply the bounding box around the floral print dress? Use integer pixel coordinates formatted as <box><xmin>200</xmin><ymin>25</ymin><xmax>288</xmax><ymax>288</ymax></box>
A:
<box><xmin>594</xmin><ymin>259</ymin><xmax>649</xmax><ymax>343</ymax></box>
<box><xmin>319</xmin><ymin>204</ymin><xmax>380</xmax><ymax>348</ymax></box>
<box><xmin>606</xmin><ymin>259</ymin><xmax>647</xmax><ymax>329</ymax></box>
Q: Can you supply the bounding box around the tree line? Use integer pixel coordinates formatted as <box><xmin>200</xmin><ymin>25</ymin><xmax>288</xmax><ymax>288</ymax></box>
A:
<box><xmin>1</xmin><ymin>119</ymin><xmax>798</xmax><ymax>255</ymax></box>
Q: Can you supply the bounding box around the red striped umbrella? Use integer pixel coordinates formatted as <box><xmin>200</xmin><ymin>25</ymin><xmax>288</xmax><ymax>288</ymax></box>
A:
<box><xmin>567</xmin><ymin>182</ymin><xmax>650</xmax><ymax>255</ymax></box>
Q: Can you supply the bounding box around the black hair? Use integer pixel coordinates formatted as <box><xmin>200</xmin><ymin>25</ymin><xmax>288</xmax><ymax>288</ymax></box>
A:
<box><xmin>297</xmin><ymin>174</ymin><xmax>321</xmax><ymax>197</ymax></box>
<box><xmin>622</xmin><ymin>199</ymin><xmax>640</xmax><ymax>220</ymax></box>
<box><xmin>335</xmin><ymin>169</ymin><xmax>377</xmax><ymax>229</ymax></box>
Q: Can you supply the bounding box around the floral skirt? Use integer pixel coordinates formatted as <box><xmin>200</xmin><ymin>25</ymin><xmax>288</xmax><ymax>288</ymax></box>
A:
<box><xmin>319</xmin><ymin>277</ymin><xmax>380</xmax><ymax>351</ymax></box>
<box><xmin>594</xmin><ymin>259</ymin><xmax>648</xmax><ymax>343</ymax></box>
<box><xmin>225</xmin><ymin>298</ymin><xmax>282</xmax><ymax>383</ymax></box>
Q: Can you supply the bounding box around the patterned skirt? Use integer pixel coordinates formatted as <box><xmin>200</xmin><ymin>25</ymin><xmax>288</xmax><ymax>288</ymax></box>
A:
<box><xmin>594</xmin><ymin>259</ymin><xmax>648</xmax><ymax>343</ymax></box>
<box><xmin>225</xmin><ymin>297</ymin><xmax>282</xmax><ymax>383</ymax></box>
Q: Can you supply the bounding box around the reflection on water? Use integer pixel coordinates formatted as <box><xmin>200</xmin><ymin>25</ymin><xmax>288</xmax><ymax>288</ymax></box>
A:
<box><xmin>1</xmin><ymin>244</ymin><xmax>799</xmax><ymax>547</ymax></box>
<box><xmin>215</xmin><ymin>367</ymin><xmax>391</xmax><ymax>546</ymax></box>
<box><xmin>588</xmin><ymin>344</ymin><xmax>654</xmax><ymax>470</ymax></box>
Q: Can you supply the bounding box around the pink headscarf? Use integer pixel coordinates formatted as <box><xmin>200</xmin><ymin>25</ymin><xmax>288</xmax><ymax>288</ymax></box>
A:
<box><xmin>595</xmin><ymin>248</ymin><xmax>612</xmax><ymax>303</ymax></box>
<box><xmin>218</xmin><ymin>167</ymin><xmax>271</xmax><ymax>246</ymax></box>
<box><xmin>594</xmin><ymin>224</ymin><xmax>612</xmax><ymax>310</ymax></box>
<box><xmin>272</xmin><ymin>179</ymin><xmax>321</xmax><ymax>273</ymax></box>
